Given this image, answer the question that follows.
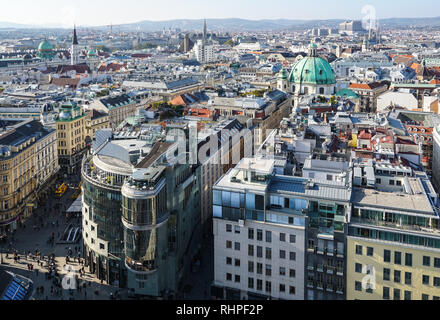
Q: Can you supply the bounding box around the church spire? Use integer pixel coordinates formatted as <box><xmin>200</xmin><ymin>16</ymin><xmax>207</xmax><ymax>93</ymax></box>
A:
<box><xmin>203</xmin><ymin>19</ymin><xmax>207</xmax><ymax>43</ymax></box>
<box><xmin>73</xmin><ymin>25</ymin><xmax>78</xmax><ymax>45</ymax></box>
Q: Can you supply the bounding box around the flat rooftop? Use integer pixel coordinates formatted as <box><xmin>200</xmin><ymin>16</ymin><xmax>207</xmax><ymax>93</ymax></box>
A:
<box><xmin>352</xmin><ymin>179</ymin><xmax>435</xmax><ymax>216</ymax></box>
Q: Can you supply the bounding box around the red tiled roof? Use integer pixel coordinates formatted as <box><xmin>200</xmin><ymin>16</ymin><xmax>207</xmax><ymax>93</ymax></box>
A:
<box><xmin>349</xmin><ymin>82</ymin><xmax>386</xmax><ymax>90</ymax></box>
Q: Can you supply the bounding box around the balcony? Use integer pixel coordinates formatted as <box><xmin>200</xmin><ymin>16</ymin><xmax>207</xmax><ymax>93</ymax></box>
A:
<box><xmin>326</xmin><ymin>248</ymin><xmax>334</xmax><ymax>257</ymax></box>
<box><xmin>307</xmin><ymin>265</ymin><xmax>315</xmax><ymax>271</ymax></box>
<box><xmin>326</xmin><ymin>286</ymin><xmax>334</xmax><ymax>293</ymax></box>
<box><xmin>316</xmin><ymin>283</ymin><xmax>324</xmax><ymax>291</ymax></box>
<box><xmin>317</xmin><ymin>248</ymin><xmax>324</xmax><ymax>255</ymax></box>
<box><xmin>336</xmin><ymin>268</ymin><xmax>344</xmax><ymax>276</ymax></box>
<box><xmin>336</xmin><ymin>251</ymin><xmax>344</xmax><ymax>259</ymax></box>
<box><xmin>350</xmin><ymin>217</ymin><xmax>440</xmax><ymax>235</ymax></box>
<box><xmin>336</xmin><ymin>288</ymin><xmax>344</xmax><ymax>295</ymax></box>
<box><xmin>307</xmin><ymin>281</ymin><xmax>314</xmax><ymax>289</ymax></box>
<box><xmin>125</xmin><ymin>257</ymin><xmax>157</xmax><ymax>275</ymax></box>
<box><xmin>307</xmin><ymin>246</ymin><xmax>315</xmax><ymax>253</ymax></box>
<box><xmin>326</xmin><ymin>266</ymin><xmax>335</xmax><ymax>275</ymax></box>
<box><xmin>316</xmin><ymin>265</ymin><xmax>324</xmax><ymax>273</ymax></box>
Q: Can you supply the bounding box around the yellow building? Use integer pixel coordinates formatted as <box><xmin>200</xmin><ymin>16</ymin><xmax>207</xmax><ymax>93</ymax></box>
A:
<box><xmin>0</xmin><ymin>119</ymin><xmax>54</xmax><ymax>234</ymax></box>
<box><xmin>56</xmin><ymin>101</ymin><xmax>87</xmax><ymax>175</ymax></box>
<box><xmin>348</xmin><ymin>170</ymin><xmax>440</xmax><ymax>300</ymax></box>
<box><xmin>85</xmin><ymin>109</ymin><xmax>110</xmax><ymax>141</ymax></box>
<box><xmin>347</xmin><ymin>238</ymin><xmax>440</xmax><ymax>300</ymax></box>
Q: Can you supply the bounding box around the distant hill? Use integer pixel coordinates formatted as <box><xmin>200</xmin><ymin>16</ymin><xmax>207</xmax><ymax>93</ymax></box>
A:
<box><xmin>1</xmin><ymin>17</ymin><xmax>440</xmax><ymax>31</ymax></box>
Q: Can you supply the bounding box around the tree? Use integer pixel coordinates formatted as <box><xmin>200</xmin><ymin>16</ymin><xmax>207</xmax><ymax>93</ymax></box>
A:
<box><xmin>97</xmin><ymin>45</ymin><xmax>111</xmax><ymax>53</ymax></box>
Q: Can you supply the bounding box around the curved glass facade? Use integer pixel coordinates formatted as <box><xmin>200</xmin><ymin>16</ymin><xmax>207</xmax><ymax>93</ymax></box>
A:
<box><xmin>122</xmin><ymin>184</ymin><xmax>168</xmax><ymax>273</ymax></box>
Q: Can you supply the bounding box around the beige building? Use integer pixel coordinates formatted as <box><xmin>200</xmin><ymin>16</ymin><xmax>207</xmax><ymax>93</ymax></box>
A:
<box><xmin>89</xmin><ymin>94</ymin><xmax>140</xmax><ymax>130</ymax></box>
<box><xmin>85</xmin><ymin>109</ymin><xmax>110</xmax><ymax>141</ymax></box>
<box><xmin>0</xmin><ymin>119</ymin><xmax>55</xmax><ymax>234</ymax></box>
<box><xmin>56</xmin><ymin>101</ymin><xmax>87</xmax><ymax>175</ymax></box>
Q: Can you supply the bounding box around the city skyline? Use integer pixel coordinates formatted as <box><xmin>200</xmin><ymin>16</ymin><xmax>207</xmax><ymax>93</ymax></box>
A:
<box><xmin>0</xmin><ymin>0</ymin><xmax>440</xmax><ymax>28</ymax></box>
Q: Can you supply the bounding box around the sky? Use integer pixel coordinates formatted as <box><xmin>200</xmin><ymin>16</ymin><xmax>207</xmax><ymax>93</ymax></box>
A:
<box><xmin>1</xmin><ymin>0</ymin><xmax>439</xmax><ymax>27</ymax></box>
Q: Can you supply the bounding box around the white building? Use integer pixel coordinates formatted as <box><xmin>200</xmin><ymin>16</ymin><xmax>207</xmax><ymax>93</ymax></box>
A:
<box><xmin>194</xmin><ymin>40</ymin><xmax>216</xmax><ymax>63</ymax></box>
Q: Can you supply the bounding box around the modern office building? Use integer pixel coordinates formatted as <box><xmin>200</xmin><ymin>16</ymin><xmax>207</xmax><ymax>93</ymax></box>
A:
<box><xmin>211</xmin><ymin>156</ymin><xmax>352</xmax><ymax>300</ymax></box>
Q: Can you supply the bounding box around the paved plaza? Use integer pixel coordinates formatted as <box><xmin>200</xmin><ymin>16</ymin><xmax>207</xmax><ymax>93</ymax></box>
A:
<box><xmin>0</xmin><ymin>176</ymin><xmax>214</xmax><ymax>300</ymax></box>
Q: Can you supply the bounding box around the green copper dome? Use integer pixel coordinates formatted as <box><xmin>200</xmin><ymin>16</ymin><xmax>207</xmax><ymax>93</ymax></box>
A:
<box><xmin>38</xmin><ymin>40</ymin><xmax>53</xmax><ymax>51</ymax></box>
<box><xmin>288</xmin><ymin>42</ymin><xmax>336</xmax><ymax>85</ymax></box>
<box><xmin>278</xmin><ymin>68</ymin><xmax>288</xmax><ymax>80</ymax></box>
<box><xmin>88</xmin><ymin>49</ymin><xmax>96</xmax><ymax>57</ymax></box>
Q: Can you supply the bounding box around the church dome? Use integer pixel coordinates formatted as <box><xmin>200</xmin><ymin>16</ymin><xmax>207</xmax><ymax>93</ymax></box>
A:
<box><xmin>288</xmin><ymin>42</ymin><xmax>336</xmax><ymax>85</ymax></box>
<box><xmin>278</xmin><ymin>68</ymin><xmax>288</xmax><ymax>80</ymax></box>
<box><xmin>38</xmin><ymin>40</ymin><xmax>53</xmax><ymax>52</ymax></box>
<box><xmin>87</xmin><ymin>49</ymin><xmax>96</xmax><ymax>57</ymax></box>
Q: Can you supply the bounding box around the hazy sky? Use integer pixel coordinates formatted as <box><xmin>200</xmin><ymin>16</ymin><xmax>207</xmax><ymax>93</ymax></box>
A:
<box><xmin>1</xmin><ymin>0</ymin><xmax>439</xmax><ymax>27</ymax></box>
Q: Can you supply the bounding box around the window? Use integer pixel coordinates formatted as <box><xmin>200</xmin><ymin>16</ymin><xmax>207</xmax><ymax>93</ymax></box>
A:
<box><xmin>280</xmin><ymin>233</ymin><xmax>286</xmax><ymax>242</ymax></box>
<box><xmin>383</xmin><ymin>268</ymin><xmax>390</xmax><ymax>281</ymax></box>
<box><xmin>248</xmin><ymin>228</ymin><xmax>254</xmax><ymax>240</ymax></box>
<box><xmin>257</xmin><ymin>263</ymin><xmax>263</xmax><ymax>275</ymax></box>
<box><xmin>99</xmin><ymin>243</ymin><xmax>105</xmax><ymax>250</ymax></box>
<box><xmin>289</xmin><ymin>252</ymin><xmax>296</xmax><ymax>261</ymax></box>
<box><xmin>423</xmin><ymin>256</ymin><xmax>431</xmax><ymax>267</ymax></box>
<box><xmin>257</xmin><ymin>246</ymin><xmax>263</xmax><ymax>258</ymax></box>
<box><xmin>257</xmin><ymin>280</ymin><xmax>263</xmax><ymax>291</ymax></box>
<box><xmin>383</xmin><ymin>287</ymin><xmax>390</xmax><ymax>300</ymax></box>
<box><xmin>434</xmin><ymin>277</ymin><xmax>440</xmax><ymax>287</ymax></box>
<box><xmin>394</xmin><ymin>289</ymin><xmax>401</xmax><ymax>300</ymax></box>
<box><xmin>248</xmin><ymin>245</ymin><xmax>254</xmax><ymax>257</ymax></box>
<box><xmin>422</xmin><ymin>294</ymin><xmax>429</xmax><ymax>300</ymax></box>
<box><xmin>394</xmin><ymin>270</ymin><xmax>401</xmax><ymax>283</ymax></box>
<box><xmin>265</xmin><ymin>265</ymin><xmax>272</xmax><ymax>276</ymax></box>
<box><xmin>226</xmin><ymin>273</ymin><xmax>232</xmax><ymax>281</ymax></box>
<box><xmin>289</xmin><ymin>286</ymin><xmax>296</xmax><ymax>295</ymax></box>
<box><xmin>280</xmin><ymin>250</ymin><xmax>286</xmax><ymax>259</ymax></box>
<box><xmin>384</xmin><ymin>250</ymin><xmax>391</xmax><ymax>263</ymax></box>
<box><xmin>266</xmin><ymin>231</ymin><xmax>272</xmax><ymax>243</ymax></box>
<box><xmin>367</xmin><ymin>247</ymin><xmax>374</xmax><ymax>257</ymax></box>
<box><xmin>234</xmin><ymin>225</ymin><xmax>240</xmax><ymax>234</ymax></box>
<box><xmin>376</xmin><ymin>178</ymin><xmax>382</xmax><ymax>184</ymax></box>
<box><xmin>434</xmin><ymin>296</ymin><xmax>440</xmax><ymax>301</ymax></box>
<box><xmin>290</xmin><ymin>235</ymin><xmax>296</xmax><ymax>243</ymax></box>
<box><xmin>279</xmin><ymin>267</ymin><xmax>286</xmax><ymax>276</ymax></box>
<box><xmin>226</xmin><ymin>241</ymin><xmax>232</xmax><ymax>249</ymax></box>
<box><xmin>423</xmin><ymin>275</ymin><xmax>430</xmax><ymax>285</ymax></box>
<box><xmin>289</xmin><ymin>269</ymin><xmax>296</xmax><ymax>278</ymax></box>
<box><xmin>248</xmin><ymin>261</ymin><xmax>254</xmax><ymax>273</ymax></box>
<box><xmin>248</xmin><ymin>278</ymin><xmax>254</xmax><ymax>289</ymax></box>
<box><xmin>434</xmin><ymin>258</ymin><xmax>440</xmax><ymax>268</ymax></box>
<box><xmin>226</xmin><ymin>224</ymin><xmax>232</xmax><ymax>232</ymax></box>
<box><xmin>234</xmin><ymin>242</ymin><xmax>240</xmax><ymax>251</ymax></box>
<box><xmin>226</xmin><ymin>257</ymin><xmax>232</xmax><ymax>265</ymax></box>
<box><xmin>266</xmin><ymin>248</ymin><xmax>272</xmax><ymax>260</ymax></box>
<box><xmin>404</xmin><ymin>291</ymin><xmax>412</xmax><ymax>301</ymax></box>
<box><xmin>280</xmin><ymin>284</ymin><xmax>286</xmax><ymax>293</ymax></box>
<box><xmin>394</xmin><ymin>252</ymin><xmax>401</xmax><ymax>265</ymax></box>
<box><xmin>355</xmin><ymin>281</ymin><xmax>362</xmax><ymax>291</ymax></box>
<box><xmin>355</xmin><ymin>263</ymin><xmax>362</xmax><ymax>273</ymax></box>
<box><xmin>235</xmin><ymin>275</ymin><xmax>240</xmax><ymax>283</ymax></box>
<box><xmin>235</xmin><ymin>259</ymin><xmax>240</xmax><ymax>267</ymax></box>
<box><xmin>405</xmin><ymin>272</ymin><xmax>412</xmax><ymax>285</ymax></box>
<box><xmin>326</xmin><ymin>174</ymin><xmax>333</xmax><ymax>181</ymax></box>
<box><xmin>257</xmin><ymin>229</ymin><xmax>263</xmax><ymax>241</ymax></box>
<box><xmin>396</xmin><ymin>181</ymin><xmax>402</xmax><ymax>187</ymax></box>
<box><xmin>265</xmin><ymin>281</ymin><xmax>272</xmax><ymax>293</ymax></box>
<box><xmin>405</xmin><ymin>253</ymin><xmax>413</xmax><ymax>267</ymax></box>
<box><xmin>356</xmin><ymin>245</ymin><xmax>363</xmax><ymax>255</ymax></box>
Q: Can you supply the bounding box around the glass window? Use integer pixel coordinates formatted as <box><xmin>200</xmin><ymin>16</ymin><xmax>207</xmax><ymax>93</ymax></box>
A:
<box><xmin>383</xmin><ymin>287</ymin><xmax>390</xmax><ymax>300</ymax></box>
<box><xmin>355</xmin><ymin>263</ymin><xmax>362</xmax><ymax>273</ymax></box>
<box><xmin>257</xmin><ymin>230</ymin><xmax>263</xmax><ymax>241</ymax></box>
<box><xmin>423</xmin><ymin>275</ymin><xmax>430</xmax><ymax>285</ymax></box>
<box><xmin>394</xmin><ymin>289</ymin><xmax>401</xmax><ymax>300</ymax></box>
<box><xmin>257</xmin><ymin>263</ymin><xmax>263</xmax><ymax>275</ymax></box>
<box><xmin>384</xmin><ymin>268</ymin><xmax>390</xmax><ymax>281</ymax></box>
<box><xmin>248</xmin><ymin>261</ymin><xmax>254</xmax><ymax>273</ymax></box>
<box><xmin>384</xmin><ymin>250</ymin><xmax>391</xmax><ymax>263</ymax></box>
<box><xmin>248</xmin><ymin>228</ymin><xmax>254</xmax><ymax>240</ymax></box>
<box><xmin>248</xmin><ymin>245</ymin><xmax>254</xmax><ymax>257</ymax></box>
<box><xmin>367</xmin><ymin>247</ymin><xmax>374</xmax><ymax>257</ymax></box>
<box><xmin>280</xmin><ymin>250</ymin><xmax>286</xmax><ymax>259</ymax></box>
<box><xmin>280</xmin><ymin>233</ymin><xmax>286</xmax><ymax>242</ymax></box>
<box><xmin>423</xmin><ymin>256</ymin><xmax>431</xmax><ymax>267</ymax></box>
<box><xmin>405</xmin><ymin>253</ymin><xmax>413</xmax><ymax>267</ymax></box>
<box><xmin>246</xmin><ymin>193</ymin><xmax>255</xmax><ymax>210</ymax></box>
<box><xmin>222</xmin><ymin>191</ymin><xmax>231</xmax><ymax>207</ymax></box>
<box><xmin>356</xmin><ymin>245</ymin><xmax>363</xmax><ymax>255</ymax></box>
<box><xmin>279</xmin><ymin>267</ymin><xmax>286</xmax><ymax>276</ymax></box>
<box><xmin>290</xmin><ymin>235</ymin><xmax>296</xmax><ymax>243</ymax></box>
<box><xmin>394</xmin><ymin>270</ymin><xmax>401</xmax><ymax>283</ymax></box>
<box><xmin>248</xmin><ymin>278</ymin><xmax>254</xmax><ymax>289</ymax></box>
<box><xmin>355</xmin><ymin>281</ymin><xmax>362</xmax><ymax>291</ymax></box>
<box><xmin>289</xmin><ymin>252</ymin><xmax>296</xmax><ymax>261</ymax></box>
<box><xmin>405</xmin><ymin>272</ymin><xmax>412</xmax><ymax>285</ymax></box>
<box><xmin>404</xmin><ymin>291</ymin><xmax>412</xmax><ymax>300</ymax></box>
<box><xmin>266</xmin><ymin>231</ymin><xmax>272</xmax><ymax>243</ymax></box>
<box><xmin>213</xmin><ymin>190</ymin><xmax>222</xmax><ymax>206</ymax></box>
<box><xmin>226</xmin><ymin>224</ymin><xmax>232</xmax><ymax>232</ymax></box>
<box><xmin>394</xmin><ymin>252</ymin><xmax>401</xmax><ymax>265</ymax></box>
<box><xmin>434</xmin><ymin>277</ymin><xmax>440</xmax><ymax>287</ymax></box>
<box><xmin>213</xmin><ymin>205</ymin><xmax>222</xmax><ymax>218</ymax></box>
<box><xmin>230</xmin><ymin>192</ymin><xmax>240</xmax><ymax>208</ymax></box>
<box><xmin>434</xmin><ymin>258</ymin><xmax>440</xmax><ymax>268</ymax></box>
